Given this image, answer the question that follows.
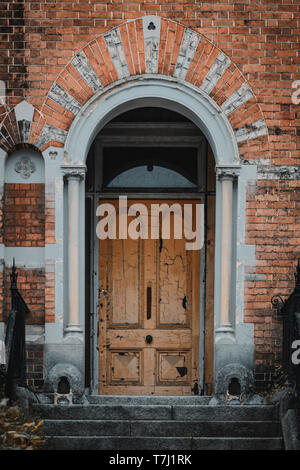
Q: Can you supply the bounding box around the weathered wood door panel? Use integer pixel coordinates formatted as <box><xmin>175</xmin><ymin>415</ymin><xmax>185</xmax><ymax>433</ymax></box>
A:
<box><xmin>98</xmin><ymin>200</ymin><xmax>200</xmax><ymax>395</ymax></box>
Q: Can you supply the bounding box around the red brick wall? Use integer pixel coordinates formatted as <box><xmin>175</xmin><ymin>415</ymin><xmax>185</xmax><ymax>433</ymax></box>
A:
<box><xmin>0</xmin><ymin>1</ymin><xmax>26</xmax><ymax>115</ymax></box>
<box><xmin>45</xmin><ymin>184</ymin><xmax>55</xmax><ymax>245</ymax></box>
<box><xmin>26</xmin><ymin>344</ymin><xmax>44</xmax><ymax>390</ymax></box>
<box><xmin>3</xmin><ymin>267</ymin><xmax>45</xmax><ymax>324</ymax></box>
<box><xmin>2</xmin><ymin>183</ymin><xmax>45</xmax><ymax>324</ymax></box>
<box><xmin>4</xmin><ymin>183</ymin><xmax>45</xmax><ymax>247</ymax></box>
<box><xmin>45</xmin><ymin>261</ymin><xmax>55</xmax><ymax>323</ymax></box>
<box><xmin>0</xmin><ymin>191</ymin><xmax>3</xmax><ymax>245</ymax></box>
<box><xmin>0</xmin><ymin>1</ymin><xmax>298</xmax><ymax>165</ymax></box>
<box><xmin>245</xmin><ymin>179</ymin><xmax>300</xmax><ymax>389</ymax></box>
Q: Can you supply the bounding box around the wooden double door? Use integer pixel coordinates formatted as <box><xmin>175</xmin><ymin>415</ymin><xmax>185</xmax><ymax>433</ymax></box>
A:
<box><xmin>98</xmin><ymin>199</ymin><xmax>201</xmax><ymax>395</ymax></box>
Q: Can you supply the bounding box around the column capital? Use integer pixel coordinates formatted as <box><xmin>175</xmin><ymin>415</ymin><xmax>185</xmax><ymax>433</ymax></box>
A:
<box><xmin>216</xmin><ymin>164</ymin><xmax>241</xmax><ymax>180</ymax></box>
<box><xmin>61</xmin><ymin>163</ymin><xmax>86</xmax><ymax>180</ymax></box>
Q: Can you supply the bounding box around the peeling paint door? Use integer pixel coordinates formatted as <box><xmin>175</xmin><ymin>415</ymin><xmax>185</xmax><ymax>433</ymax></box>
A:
<box><xmin>98</xmin><ymin>200</ymin><xmax>200</xmax><ymax>395</ymax></box>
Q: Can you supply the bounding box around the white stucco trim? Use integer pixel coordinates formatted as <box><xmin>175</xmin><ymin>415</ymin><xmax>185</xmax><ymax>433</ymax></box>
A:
<box><xmin>64</xmin><ymin>76</ymin><xmax>239</xmax><ymax>166</ymax></box>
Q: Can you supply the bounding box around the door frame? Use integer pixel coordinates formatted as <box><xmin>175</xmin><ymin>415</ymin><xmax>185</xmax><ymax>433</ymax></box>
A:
<box><xmin>85</xmin><ymin>129</ymin><xmax>213</xmax><ymax>394</ymax></box>
<box><xmin>59</xmin><ymin>78</ymin><xmax>245</xmax><ymax>398</ymax></box>
<box><xmin>89</xmin><ymin>193</ymin><xmax>208</xmax><ymax>395</ymax></box>
<box><xmin>97</xmin><ymin>198</ymin><xmax>202</xmax><ymax>395</ymax></box>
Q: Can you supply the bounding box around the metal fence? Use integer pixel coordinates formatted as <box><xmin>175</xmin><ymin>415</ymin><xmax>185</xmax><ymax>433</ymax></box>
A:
<box><xmin>4</xmin><ymin>259</ymin><xmax>29</xmax><ymax>402</ymax></box>
<box><xmin>271</xmin><ymin>259</ymin><xmax>300</xmax><ymax>399</ymax></box>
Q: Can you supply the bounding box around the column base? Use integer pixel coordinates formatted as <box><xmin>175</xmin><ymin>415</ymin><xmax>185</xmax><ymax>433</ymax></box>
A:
<box><xmin>64</xmin><ymin>324</ymin><xmax>83</xmax><ymax>342</ymax></box>
<box><xmin>215</xmin><ymin>323</ymin><xmax>235</xmax><ymax>344</ymax></box>
<box><xmin>44</xmin><ymin>342</ymin><xmax>85</xmax><ymax>402</ymax></box>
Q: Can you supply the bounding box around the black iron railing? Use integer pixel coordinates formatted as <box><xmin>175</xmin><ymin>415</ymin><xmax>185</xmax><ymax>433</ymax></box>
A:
<box><xmin>4</xmin><ymin>259</ymin><xmax>29</xmax><ymax>402</ymax></box>
<box><xmin>271</xmin><ymin>259</ymin><xmax>300</xmax><ymax>399</ymax></box>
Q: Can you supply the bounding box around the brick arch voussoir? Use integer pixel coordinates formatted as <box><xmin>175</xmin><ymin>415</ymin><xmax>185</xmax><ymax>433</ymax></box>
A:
<box><xmin>0</xmin><ymin>108</ymin><xmax>20</xmax><ymax>153</ymax></box>
<box><xmin>0</xmin><ymin>100</ymin><xmax>47</xmax><ymax>155</ymax></box>
<box><xmin>33</xmin><ymin>16</ymin><xmax>268</xmax><ymax>156</ymax></box>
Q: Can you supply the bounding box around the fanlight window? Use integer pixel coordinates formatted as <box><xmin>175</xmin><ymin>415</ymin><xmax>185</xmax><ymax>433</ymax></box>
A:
<box><xmin>107</xmin><ymin>165</ymin><xmax>197</xmax><ymax>188</ymax></box>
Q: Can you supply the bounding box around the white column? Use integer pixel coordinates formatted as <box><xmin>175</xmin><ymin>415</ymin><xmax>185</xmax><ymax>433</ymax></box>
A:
<box><xmin>61</xmin><ymin>163</ymin><xmax>86</xmax><ymax>336</ymax></box>
<box><xmin>216</xmin><ymin>165</ymin><xmax>240</xmax><ymax>335</ymax></box>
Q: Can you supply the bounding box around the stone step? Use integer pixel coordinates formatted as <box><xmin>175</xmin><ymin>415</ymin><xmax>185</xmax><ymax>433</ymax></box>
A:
<box><xmin>33</xmin><ymin>404</ymin><xmax>279</xmax><ymax>422</ymax></box>
<box><xmin>44</xmin><ymin>436</ymin><xmax>284</xmax><ymax>451</ymax></box>
<box><xmin>42</xmin><ymin>419</ymin><xmax>281</xmax><ymax>438</ymax></box>
<box><xmin>87</xmin><ymin>395</ymin><xmax>211</xmax><ymax>405</ymax></box>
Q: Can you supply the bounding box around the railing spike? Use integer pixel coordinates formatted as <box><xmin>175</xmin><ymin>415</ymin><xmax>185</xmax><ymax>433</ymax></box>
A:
<box><xmin>10</xmin><ymin>258</ymin><xmax>18</xmax><ymax>290</ymax></box>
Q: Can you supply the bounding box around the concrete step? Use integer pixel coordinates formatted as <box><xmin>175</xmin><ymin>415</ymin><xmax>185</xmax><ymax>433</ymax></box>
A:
<box><xmin>34</xmin><ymin>400</ymin><xmax>283</xmax><ymax>450</ymax></box>
<box><xmin>33</xmin><ymin>404</ymin><xmax>280</xmax><ymax>422</ymax></box>
<box><xmin>42</xmin><ymin>419</ymin><xmax>281</xmax><ymax>438</ymax></box>
<box><xmin>87</xmin><ymin>395</ymin><xmax>211</xmax><ymax>405</ymax></box>
<box><xmin>44</xmin><ymin>436</ymin><xmax>284</xmax><ymax>451</ymax></box>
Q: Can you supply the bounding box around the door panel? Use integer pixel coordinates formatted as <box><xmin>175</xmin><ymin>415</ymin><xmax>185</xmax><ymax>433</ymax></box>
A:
<box><xmin>98</xmin><ymin>199</ymin><xmax>200</xmax><ymax>395</ymax></box>
<box><xmin>158</xmin><ymin>351</ymin><xmax>191</xmax><ymax>384</ymax></box>
<box><xmin>109</xmin><ymin>237</ymin><xmax>141</xmax><ymax>326</ymax></box>
<box><xmin>158</xmin><ymin>236</ymin><xmax>191</xmax><ymax>326</ymax></box>
<box><xmin>108</xmin><ymin>350</ymin><xmax>141</xmax><ymax>384</ymax></box>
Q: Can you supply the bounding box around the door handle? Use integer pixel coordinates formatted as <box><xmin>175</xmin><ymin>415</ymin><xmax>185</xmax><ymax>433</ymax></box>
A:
<box><xmin>147</xmin><ymin>285</ymin><xmax>152</xmax><ymax>320</ymax></box>
<box><xmin>182</xmin><ymin>295</ymin><xmax>187</xmax><ymax>310</ymax></box>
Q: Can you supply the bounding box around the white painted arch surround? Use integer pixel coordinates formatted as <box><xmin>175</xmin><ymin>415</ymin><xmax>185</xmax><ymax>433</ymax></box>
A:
<box><xmin>65</xmin><ymin>76</ymin><xmax>240</xmax><ymax>165</ymax></box>
<box><xmin>58</xmin><ymin>76</ymin><xmax>247</xmax><ymax>393</ymax></box>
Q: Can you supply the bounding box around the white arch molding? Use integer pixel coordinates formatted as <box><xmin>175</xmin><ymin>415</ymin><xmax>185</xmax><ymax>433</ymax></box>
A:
<box><xmin>64</xmin><ymin>77</ymin><xmax>240</xmax><ymax>165</ymax></box>
<box><xmin>58</xmin><ymin>77</ymin><xmax>243</xmax><ymax>393</ymax></box>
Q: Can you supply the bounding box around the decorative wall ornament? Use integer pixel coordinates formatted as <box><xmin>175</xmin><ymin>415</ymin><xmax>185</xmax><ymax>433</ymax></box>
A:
<box><xmin>61</xmin><ymin>163</ymin><xmax>86</xmax><ymax>180</ymax></box>
<box><xmin>49</xmin><ymin>151</ymin><xmax>58</xmax><ymax>160</ymax></box>
<box><xmin>147</xmin><ymin>21</ymin><xmax>156</xmax><ymax>31</ymax></box>
<box><xmin>216</xmin><ymin>165</ymin><xmax>241</xmax><ymax>179</ymax></box>
<box><xmin>14</xmin><ymin>156</ymin><xmax>36</xmax><ymax>179</ymax></box>
<box><xmin>143</xmin><ymin>16</ymin><xmax>161</xmax><ymax>74</ymax></box>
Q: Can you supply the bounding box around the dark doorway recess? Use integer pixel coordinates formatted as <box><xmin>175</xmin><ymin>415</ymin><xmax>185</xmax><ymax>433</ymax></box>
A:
<box><xmin>102</xmin><ymin>147</ymin><xmax>198</xmax><ymax>187</ymax></box>
<box><xmin>84</xmin><ymin>106</ymin><xmax>215</xmax><ymax>394</ymax></box>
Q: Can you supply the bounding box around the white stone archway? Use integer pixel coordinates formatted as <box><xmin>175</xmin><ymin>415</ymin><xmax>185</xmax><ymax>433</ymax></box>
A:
<box><xmin>64</xmin><ymin>77</ymin><xmax>240</xmax><ymax>165</ymax></box>
<box><xmin>55</xmin><ymin>77</ymin><xmax>250</xmax><ymax>394</ymax></box>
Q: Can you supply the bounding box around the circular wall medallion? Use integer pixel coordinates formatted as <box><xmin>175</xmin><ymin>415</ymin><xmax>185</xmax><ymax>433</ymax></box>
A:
<box><xmin>14</xmin><ymin>156</ymin><xmax>36</xmax><ymax>179</ymax></box>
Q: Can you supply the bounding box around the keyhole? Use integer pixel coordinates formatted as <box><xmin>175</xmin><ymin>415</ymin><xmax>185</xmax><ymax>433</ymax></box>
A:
<box><xmin>146</xmin><ymin>335</ymin><xmax>153</xmax><ymax>344</ymax></box>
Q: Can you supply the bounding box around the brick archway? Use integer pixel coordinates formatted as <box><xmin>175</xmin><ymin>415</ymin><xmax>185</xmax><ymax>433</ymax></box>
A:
<box><xmin>0</xmin><ymin>16</ymin><xmax>268</xmax><ymax>160</ymax></box>
<box><xmin>0</xmin><ymin>16</ymin><xmax>270</xmax><ymax>395</ymax></box>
